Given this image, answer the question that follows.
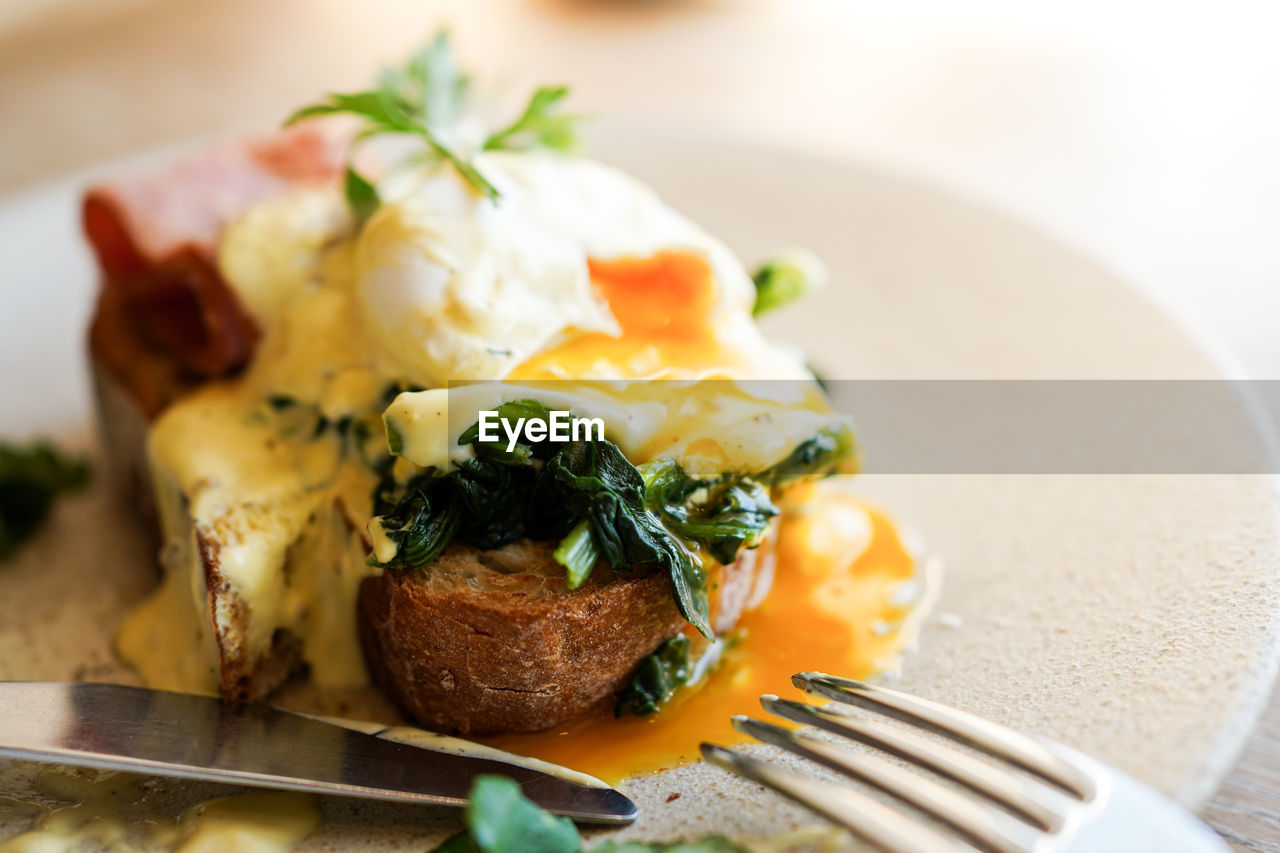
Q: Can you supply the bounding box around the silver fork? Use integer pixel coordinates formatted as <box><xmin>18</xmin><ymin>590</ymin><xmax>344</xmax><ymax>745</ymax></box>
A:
<box><xmin>701</xmin><ymin>673</ymin><xmax>1228</xmax><ymax>853</ymax></box>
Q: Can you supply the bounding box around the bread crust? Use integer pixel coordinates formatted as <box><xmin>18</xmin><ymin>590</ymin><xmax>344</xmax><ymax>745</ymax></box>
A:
<box><xmin>358</xmin><ymin>531</ymin><xmax>776</xmax><ymax>735</ymax></box>
<box><xmin>357</xmin><ymin>541</ymin><xmax>687</xmax><ymax>734</ymax></box>
<box><xmin>195</xmin><ymin>530</ymin><xmax>305</xmax><ymax>703</ymax></box>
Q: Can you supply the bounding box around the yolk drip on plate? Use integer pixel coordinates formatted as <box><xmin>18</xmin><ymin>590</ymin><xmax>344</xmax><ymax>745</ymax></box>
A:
<box><xmin>484</xmin><ymin>491</ymin><xmax>919</xmax><ymax>785</ymax></box>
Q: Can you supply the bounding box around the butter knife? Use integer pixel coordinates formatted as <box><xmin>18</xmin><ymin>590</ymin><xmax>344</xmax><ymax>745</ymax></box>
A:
<box><xmin>0</xmin><ymin>682</ymin><xmax>636</xmax><ymax>824</ymax></box>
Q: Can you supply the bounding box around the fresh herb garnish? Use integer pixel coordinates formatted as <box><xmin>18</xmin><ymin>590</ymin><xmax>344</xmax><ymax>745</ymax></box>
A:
<box><xmin>285</xmin><ymin>31</ymin><xmax>579</xmax><ymax>217</ymax></box>
<box><xmin>343</xmin><ymin>166</ymin><xmax>381</xmax><ymax>227</ymax></box>
<box><xmin>482</xmin><ymin>86</ymin><xmax>577</xmax><ymax>153</ymax></box>
<box><xmin>0</xmin><ymin>442</ymin><xmax>90</xmax><ymax>559</ymax></box>
<box><xmin>750</xmin><ymin>249</ymin><xmax>827</xmax><ymax>317</ymax></box>
<box><xmin>432</xmin><ymin>775</ymin><xmax>748</xmax><ymax>853</ymax></box>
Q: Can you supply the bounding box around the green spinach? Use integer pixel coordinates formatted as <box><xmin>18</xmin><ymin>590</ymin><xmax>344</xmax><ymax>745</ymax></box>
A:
<box><xmin>371</xmin><ymin>400</ymin><xmax>714</xmax><ymax>636</ymax></box>
<box><xmin>370</xmin><ymin>402</ymin><xmax>853</xmax><ymax>638</ymax></box>
<box><xmin>642</xmin><ymin>460</ymin><xmax>776</xmax><ymax>566</ymax></box>
<box><xmin>616</xmin><ymin>635</ymin><xmax>691</xmax><ymax>717</ymax></box>
<box><xmin>0</xmin><ymin>442</ymin><xmax>90</xmax><ymax>559</ymax></box>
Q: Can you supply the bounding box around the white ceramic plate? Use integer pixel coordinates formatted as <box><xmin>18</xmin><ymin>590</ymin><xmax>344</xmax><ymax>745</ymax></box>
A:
<box><xmin>0</xmin><ymin>125</ymin><xmax>1277</xmax><ymax>848</ymax></box>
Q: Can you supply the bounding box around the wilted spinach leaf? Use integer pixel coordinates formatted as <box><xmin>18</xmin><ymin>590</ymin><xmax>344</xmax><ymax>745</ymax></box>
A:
<box><xmin>643</xmin><ymin>460</ymin><xmax>776</xmax><ymax>566</ymax></box>
<box><xmin>370</xmin><ymin>401</ymin><xmax>853</xmax><ymax>638</ymax></box>
<box><xmin>616</xmin><ymin>634</ymin><xmax>691</xmax><ymax>717</ymax></box>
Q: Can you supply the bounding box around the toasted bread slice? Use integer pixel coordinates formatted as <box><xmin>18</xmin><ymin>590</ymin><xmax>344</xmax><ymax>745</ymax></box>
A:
<box><xmin>358</xmin><ymin>534</ymin><xmax>775</xmax><ymax>735</ymax></box>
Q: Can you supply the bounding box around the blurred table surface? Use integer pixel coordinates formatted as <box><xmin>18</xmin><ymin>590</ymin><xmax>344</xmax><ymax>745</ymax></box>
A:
<box><xmin>2</xmin><ymin>0</ymin><xmax>1279</xmax><ymax>848</ymax></box>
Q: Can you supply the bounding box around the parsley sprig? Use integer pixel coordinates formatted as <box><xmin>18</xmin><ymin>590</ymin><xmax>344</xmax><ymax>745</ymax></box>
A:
<box><xmin>285</xmin><ymin>32</ymin><xmax>579</xmax><ymax>221</ymax></box>
<box><xmin>481</xmin><ymin>86</ymin><xmax>576</xmax><ymax>153</ymax></box>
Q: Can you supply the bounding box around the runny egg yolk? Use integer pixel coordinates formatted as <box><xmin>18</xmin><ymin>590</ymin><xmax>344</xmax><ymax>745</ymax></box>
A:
<box><xmin>511</xmin><ymin>252</ymin><xmax>755</xmax><ymax>380</ymax></box>
<box><xmin>483</xmin><ymin>492</ymin><xmax>919</xmax><ymax>785</ymax></box>
<box><xmin>588</xmin><ymin>252</ymin><xmax>719</xmax><ymax>338</ymax></box>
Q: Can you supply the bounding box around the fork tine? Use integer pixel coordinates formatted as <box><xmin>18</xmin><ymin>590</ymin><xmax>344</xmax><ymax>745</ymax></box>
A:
<box><xmin>793</xmin><ymin>673</ymin><xmax>1094</xmax><ymax>799</ymax></box>
<box><xmin>733</xmin><ymin>716</ymin><xmax>1037</xmax><ymax>853</ymax></box>
<box><xmin>763</xmin><ymin>696</ymin><xmax>1065</xmax><ymax>832</ymax></box>
<box><xmin>700</xmin><ymin>743</ymin><xmax>969</xmax><ymax>853</ymax></box>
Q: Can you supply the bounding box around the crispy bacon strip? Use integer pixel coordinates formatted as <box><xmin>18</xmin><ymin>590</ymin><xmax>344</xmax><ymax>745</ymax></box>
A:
<box><xmin>85</xmin><ymin>125</ymin><xmax>345</xmax><ymax>414</ymax></box>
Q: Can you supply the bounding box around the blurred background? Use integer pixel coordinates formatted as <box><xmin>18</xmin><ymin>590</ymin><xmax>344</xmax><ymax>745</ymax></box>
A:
<box><xmin>2</xmin><ymin>0</ymin><xmax>1279</xmax><ymax>846</ymax></box>
<box><xmin>2</xmin><ymin>0</ymin><xmax>1279</xmax><ymax>377</ymax></box>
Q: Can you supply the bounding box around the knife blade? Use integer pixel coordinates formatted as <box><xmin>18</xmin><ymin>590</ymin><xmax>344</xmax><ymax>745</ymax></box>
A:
<box><xmin>0</xmin><ymin>682</ymin><xmax>636</xmax><ymax>824</ymax></box>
